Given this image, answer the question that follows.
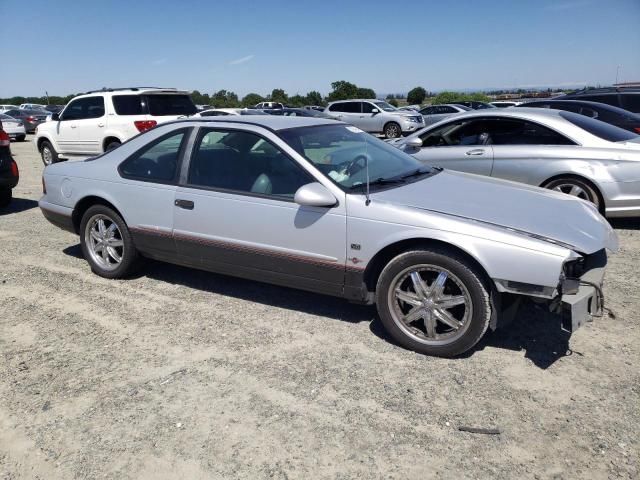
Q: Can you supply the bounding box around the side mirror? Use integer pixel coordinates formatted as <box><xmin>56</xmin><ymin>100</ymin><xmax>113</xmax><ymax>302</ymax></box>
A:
<box><xmin>371</xmin><ymin>108</ymin><xmax>379</xmax><ymax>115</ymax></box>
<box><xmin>406</xmin><ymin>136</ymin><xmax>423</xmax><ymax>148</ymax></box>
<box><xmin>294</xmin><ymin>182</ymin><xmax>337</xmax><ymax>208</ymax></box>
<box><xmin>51</xmin><ymin>113</ymin><xmax>60</xmax><ymax>121</ymax></box>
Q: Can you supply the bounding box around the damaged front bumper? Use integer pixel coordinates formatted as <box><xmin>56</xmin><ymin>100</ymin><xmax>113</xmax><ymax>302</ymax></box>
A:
<box><xmin>554</xmin><ymin>249</ymin><xmax>607</xmax><ymax>332</ymax></box>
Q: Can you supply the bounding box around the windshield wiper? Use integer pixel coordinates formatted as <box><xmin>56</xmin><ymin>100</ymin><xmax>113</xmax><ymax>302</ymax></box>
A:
<box><xmin>348</xmin><ymin>177</ymin><xmax>405</xmax><ymax>190</ymax></box>
<box><xmin>399</xmin><ymin>167</ymin><xmax>438</xmax><ymax>180</ymax></box>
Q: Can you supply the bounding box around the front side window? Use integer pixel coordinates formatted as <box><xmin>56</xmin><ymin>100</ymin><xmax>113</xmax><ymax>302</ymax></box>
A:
<box><xmin>329</xmin><ymin>102</ymin><xmax>360</xmax><ymax>113</ymax></box>
<box><xmin>188</xmin><ymin>129</ymin><xmax>312</xmax><ymax>198</ymax></box>
<box><xmin>61</xmin><ymin>97</ymin><xmax>105</xmax><ymax>120</ymax></box>
<box><xmin>119</xmin><ymin>129</ymin><xmax>187</xmax><ymax>182</ymax></box>
<box><xmin>362</xmin><ymin>102</ymin><xmax>376</xmax><ymax>113</ymax></box>
<box><xmin>373</xmin><ymin>101</ymin><xmax>397</xmax><ymax>112</ymax></box>
<box><xmin>419</xmin><ymin>106</ymin><xmax>436</xmax><ymax>115</ymax></box>
<box><xmin>279</xmin><ymin>124</ymin><xmax>433</xmax><ymax>191</ymax></box>
<box><xmin>419</xmin><ymin>119</ymin><xmax>489</xmax><ymax>147</ymax></box>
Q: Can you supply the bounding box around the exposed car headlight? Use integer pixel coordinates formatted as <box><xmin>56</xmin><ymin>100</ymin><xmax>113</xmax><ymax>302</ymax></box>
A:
<box><xmin>405</xmin><ymin>117</ymin><xmax>421</xmax><ymax>123</ymax></box>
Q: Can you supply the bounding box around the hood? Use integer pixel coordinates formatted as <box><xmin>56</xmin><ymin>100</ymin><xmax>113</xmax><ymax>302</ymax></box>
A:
<box><xmin>372</xmin><ymin>170</ymin><xmax>618</xmax><ymax>254</ymax></box>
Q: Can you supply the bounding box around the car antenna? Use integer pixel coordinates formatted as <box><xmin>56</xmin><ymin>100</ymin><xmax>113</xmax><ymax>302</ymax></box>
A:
<box><xmin>364</xmin><ymin>136</ymin><xmax>371</xmax><ymax>206</ymax></box>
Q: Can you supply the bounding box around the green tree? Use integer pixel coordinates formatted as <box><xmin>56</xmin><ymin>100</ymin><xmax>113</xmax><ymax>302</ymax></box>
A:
<box><xmin>305</xmin><ymin>90</ymin><xmax>323</xmax><ymax>106</ymax></box>
<box><xmin>211</xmin><ymin>89</ymin><xmax>239</xmax><ymax>108</ymax></box>
<box><xmin>327</xmin><ymin>80</ymin><xmax>359</xmax><ymax>101</ymax></box>
<box><xmin>386</xmin><ymin>93</ymin><xmax>395</xmax><ymax>100</ymax></box>
<box><xmin>388</xmin><ymin>98</ymin><xmax>399</xmax><ymax>107</ymax></box>
<box><xmin>407</xmin><ymin>87</ymin><xmax>427</xmax><ymax>105</ymax></box>
<box><xmin>241</xmin><ymin>93</ymin><xmax>264</xmax><ymax>107</ymax></box>
<box><xmin>356</xmin><ymin>87</ymin><xmax>376</xmax><ymax>99</ymax></box>
<box><xmin>270</xmin><ymin>88</ymin><xmax>288</xmax><ymax>104</ymax></box>
<box><xmin>288</xmin><ymin>94</ymin><xmax>306</xmax><ymax>107</ymax></box>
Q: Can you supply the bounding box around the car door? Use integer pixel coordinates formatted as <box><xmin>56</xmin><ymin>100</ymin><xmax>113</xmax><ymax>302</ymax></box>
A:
<box><xmin>360</xmin><ymin>101</ymin><xmax>383</xmax><ymax>132</ymax></box>
<box><xmin>56</xmin><ymin>97</ymin><xmax>105</xmax><ymax>154</ymax></box>
<box><xmin>328</xmin><ymin>102</ymin><xmax>363</xmax><ymax>129</ymax></box>
<box><xmin>407</xmin><ymin>118</ymin><xmax>494</xmax><ymax>175</ymax></box>
<box><xmin>116</xmin><ymin>127</ymin><xmax>190</xmax><ymax>258</ymax></box>
<box><xmin>172</xmin><ymin>126</ymin><xmax>348</xmax><ymax>296</ymax></box>
<box><xmin>486</xmin><ymin>118</ymin><xmax>579</xmax><ymax>183</ymax></box>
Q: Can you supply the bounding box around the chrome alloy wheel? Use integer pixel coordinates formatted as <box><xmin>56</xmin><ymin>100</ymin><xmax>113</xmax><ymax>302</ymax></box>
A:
<box><xmin>388</xmin><ymin>265</ymin><xmax>473</xmax><ymax>345</ymax></box>
<box><xmin>551</xmin><ymin>183</ymin><xmax>591</xmax><ymax>201</ymax></box>
<box><xmin>385</xmin><ymin>123</ymin><xmax>401</xmax><ymax>138</ymax></box>
<box><xmin>85</xmin><ymin>214</ymin><xmax>124</xmax><ymax>271</ymax></box>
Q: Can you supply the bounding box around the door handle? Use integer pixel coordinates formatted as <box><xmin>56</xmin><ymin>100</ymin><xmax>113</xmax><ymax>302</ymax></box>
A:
<box><xmin>98</xmin><ymin>123</ymin><xmax>105</xmax><ymax>127</ymax></box>
<box><xmin>175</xmin><ymin>199</ymin><xmax>194</xmax><ymax>210</ymax></box>
<box><xmin>465</xmin><ymin>149</ymin><xmax>485</xmax><ymax>156</ymax></box>
<box><xmin>70</xmin><ymin>124</ymin><xmax>77</xmax><ymax>129</ymax></box>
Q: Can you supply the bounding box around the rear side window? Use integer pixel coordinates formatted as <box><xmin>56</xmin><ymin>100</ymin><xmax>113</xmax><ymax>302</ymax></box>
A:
<box><xmin>621</xmin><ymin>95</ymin><xmax>640</xmax><ymax>113</ymax></box>
<box><xmin>329</xmin><ymin>102</ymin><xmax>360</xmax><ymax>113</ymax></box>
<box><xmin>145</xmin><ymin>95</ymin><xmax>197</xmax><ymax>116</ymax></box>
<box><xmin>559</xmin><ymin>111</ymin><xmax>636</xmax><ymax>142</ymax></box>
<box><xmin>578</xmin><ymin>94</ymin><xmax>620</xmax><ymax>107</ymax></box>
<box><xmin>119</xmin><ymin>129</ymin><xmax>187</xmax><ymax>182</ymax></box>
<box><xmin>112</xmin><ymin>95</ymin><xmax>143</xmax><ymax>115</ymax></box>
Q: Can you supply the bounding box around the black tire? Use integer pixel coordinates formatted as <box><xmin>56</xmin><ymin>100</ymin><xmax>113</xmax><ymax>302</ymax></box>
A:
<box><xmin>0</xmin><ymin>189</ymin><xmax>11</xmax><ymax>208</ymax></box>
<box><xmin>105</xmin><ymin>140</ymin><xmax>121</xmax><ymax>152</ymax></box>
<box><xmin>383</xmin><ymin>122</ymin><xmax>402</xmax><ymax>139</ymax></box>
<box><xmin>375</xmin><ymin>248</ymin><xmax>491</xmax><ymax>358</ymax></box>
<box><xmin>79</xmin><ymin>205</ymin><xmax>139</xmax><ymax>279</ymax></box>
<box><xmin>40</xmin><ymin>140</ymin><xmax>59</xmax><ymax>166</ymax></box>
<box><xmin>16</xmin><ymin>135</ymin><xmax>26</xmax><ymax>142</ymax></box>
<box><xmin>543</xmin><ymin>176</ymin><xmax>603</xmax><ymax>213</ymax></box>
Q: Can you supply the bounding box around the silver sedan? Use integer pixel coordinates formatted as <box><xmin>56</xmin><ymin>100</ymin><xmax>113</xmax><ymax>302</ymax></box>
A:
<box><xmin>391</xmin><ymin>108</ymin><xmax>640</xmax><ymax>217</ymax></box>
<box><xmin>39</xmin><ymin>116</ymin><xmax>617</xmax><ymax>357</ymax></box>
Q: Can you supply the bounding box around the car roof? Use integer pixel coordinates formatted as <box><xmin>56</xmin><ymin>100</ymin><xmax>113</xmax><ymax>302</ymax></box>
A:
<box><xmin>172</xmin><ymin>115</ymin><xmax>338</xmax><ymax>131</ymax></box>
<box><xmin>328</xmin><ymin>99</ymin><xmax>379</xmax><ymax>103</ymax></box>
<box><xmin>522</xmin><ymin>99</ymin><xmax>640</xmax><ymax>115</ymax></box>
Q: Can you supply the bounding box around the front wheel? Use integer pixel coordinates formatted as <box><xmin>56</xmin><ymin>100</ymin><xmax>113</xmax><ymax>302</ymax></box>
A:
<box><xmin>105</xmin><ymin>140</ymin><xmax>121</xmax><ymax>152</ymax></box>
<box><xmin>79</xmin><ymin>205</ymin><xmax>139</xmax><ymax>279</ymax></box>
<box><xmin>375</xmin><ymin>248</ymin><xmax>491</xmax><ymax>357</ymax></box>
<box><xmin>383</xmin><ymin>122</ymin><xmax>402</xmax><ymax>139</ymax></box>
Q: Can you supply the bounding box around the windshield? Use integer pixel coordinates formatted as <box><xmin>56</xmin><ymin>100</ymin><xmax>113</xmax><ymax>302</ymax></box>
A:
<box><xmin>559</xmin><ymin>111</ymin><xmax>637</xmax><ymax>142</ymax></box>
<box><xmin>279</xmin><ymin>124</ymin><xmax>434</xmax><ymax>190</ymax></box>
<box><xmin>374</xmin><ymin>101</ymin><xmax>397</xmax><ymax>112</ymax></box>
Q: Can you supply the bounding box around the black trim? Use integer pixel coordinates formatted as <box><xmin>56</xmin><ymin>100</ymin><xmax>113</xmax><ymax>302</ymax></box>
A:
<box><xmin>41</xmin><ymin>207</ymin><xmax>76</xmax><ymax>234</ymax></box>
<box><xmin>117</xmin><ymin>127</ymin><xmax>191</xmax><ymax>185</ymax></box>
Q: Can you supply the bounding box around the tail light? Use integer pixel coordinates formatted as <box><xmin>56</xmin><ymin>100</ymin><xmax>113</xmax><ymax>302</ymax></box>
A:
<box><xmin>27</xmin><ymin>116</ymin><xmax>35</xmax><ymax>122</ymax></box>
<box><xmin>10</xmin><ymin>160</ymin><xmax>19</xmax><ymax>178</ymax></box>
<box><xmin>0</xmin><ymin>130</ymin><xmax>9</xmax><ymax>146</ymax></box>
<box><xmin>134</xmin><ymin>120</ymin><xmax>157</xmax><ymax>132</ymax></box>
<box><xmin>634</xmin><ymin>127</ymin><xmax>640</xmax><ymax>134</ymax></box>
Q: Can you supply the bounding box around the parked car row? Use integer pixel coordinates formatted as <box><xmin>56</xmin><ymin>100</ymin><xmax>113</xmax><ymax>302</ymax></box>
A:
<box><xmin>0</xmin><ymin>119</ymin><xmax>19</xmax><ymax>207</ymax></box>
<box><xmin>38</xmin><ymin>115</ymin><xmax>618</xmax><ymax>358</ymax></box>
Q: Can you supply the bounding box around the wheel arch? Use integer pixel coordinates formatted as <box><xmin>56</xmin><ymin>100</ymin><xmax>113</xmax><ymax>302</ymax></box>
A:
<box><xmin>102</xmin><ymin>135</ymin><xmax>123</xmax><ymax>152</ymax></box>
<box><xmin>539</xmin><ymin>173</ymin><xmax>605</xmax><ymax>212</ymax></box>
<box><xmin>72</xmin><ymin>195</ymin><xmax>124</xmax><ymax>234</ymax></box>
<box><xmin>362</xmin><ymin>237</ymin><xmax>493</xmax><ymax>293</ymax></box>
<box><xmin>36</xmin><ymin>135</ymin><xmax>54</xmax><ymax>152</ymax></box>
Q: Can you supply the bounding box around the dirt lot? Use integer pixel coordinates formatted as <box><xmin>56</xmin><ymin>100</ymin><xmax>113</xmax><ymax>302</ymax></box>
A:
<box><xmin>1</xmin><ymin>137</ymin><xmax>638</xmax><ymax>479</ymax></box>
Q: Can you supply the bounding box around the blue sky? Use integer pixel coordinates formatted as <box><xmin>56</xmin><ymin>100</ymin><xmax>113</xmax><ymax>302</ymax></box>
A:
<box><xmin>1</xmin><ymin>0</ymin><xmax>639</xmax><ymax>98</ymax></box>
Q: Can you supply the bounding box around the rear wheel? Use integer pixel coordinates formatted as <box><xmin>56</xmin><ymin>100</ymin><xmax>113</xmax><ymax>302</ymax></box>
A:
<box><xmin>0</xmin><ymin>189</ymin><xmax>11</xmax><ymax>207</ymax></box>
<box><xmin>375</xmin><ymin>248</ymin><xmax>491</xmax><ymax>357</ymax></box>
<box><xmin>105</xmin><ymin>140</ymin><xmax>121</xmax><ymax>152</ymax></box>
<box><xmin>383</xmin><ymin>122</ymin><xmax>402</xmax><ymax>139</ymax></box>
<box><xmin>80</xmin><ymin>205</ymin><xmax>139</xmax><ymax>279</ymax></box>
<box><xmin>40</xmin><ymin>140</ymin><xmax>59</xmax><ymax>166</ymax></box>
<box><xmin>544</xmin><ymin>177</ymin><xmax>601</xmax><ymax>211</ymax></box>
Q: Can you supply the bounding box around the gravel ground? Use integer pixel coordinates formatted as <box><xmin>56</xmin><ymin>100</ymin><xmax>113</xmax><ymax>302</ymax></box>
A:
<box><xmin>1</xmin><ymin>137</ymin><xmax>638</xmax><ymax>479</ymax></box>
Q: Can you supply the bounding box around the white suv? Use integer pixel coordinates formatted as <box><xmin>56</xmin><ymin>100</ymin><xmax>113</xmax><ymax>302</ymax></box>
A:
<box><xmin>324</xmin><ymin>99</ymin><xmax>424</xmax><ymax>138</ymax></box>
<box><xmin>35</xmin><ymin>87</ymin><xmax>197</xmax><ymax>165</ymax></box>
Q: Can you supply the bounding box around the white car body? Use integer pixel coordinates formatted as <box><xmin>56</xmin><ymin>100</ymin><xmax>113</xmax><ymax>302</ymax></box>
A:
<box><xmin>0</xmin><ymin>114</ymin><xmax>26</xmax><ymax>140</ymax></box>
<box><xmin>0</xmin><ymin>105</ymin><xmax>19</xmax><ymax>113</ymax></box>
<box><xmin>34</xmin><ymin>88</ymin><xmax>196</xmax><ymax>160</ymax></box>
<box><xmin>19</xmin><ymin>103</ymin><xmax>46</xmax><ymax>110</ymax></box>
<box><xmin>195</xmin><ymin>108</ymin><xmax>268</xmax><ymax>117</ymax></box>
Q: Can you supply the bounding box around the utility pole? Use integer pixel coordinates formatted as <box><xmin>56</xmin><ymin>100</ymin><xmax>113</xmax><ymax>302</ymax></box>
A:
<box><xmin>615</xmin><ymin>65</ymin><xmax>621</xmax><ymax>85</ymax></box>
